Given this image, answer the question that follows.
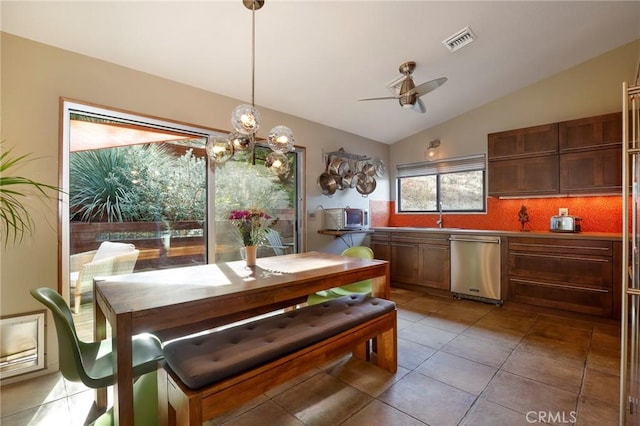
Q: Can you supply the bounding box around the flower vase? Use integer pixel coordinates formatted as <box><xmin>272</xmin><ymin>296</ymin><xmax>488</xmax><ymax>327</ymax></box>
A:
<box><xmin>244</xmin><ymin>245</ymin><xmax>257</xmax><ymax>267</ymax></box>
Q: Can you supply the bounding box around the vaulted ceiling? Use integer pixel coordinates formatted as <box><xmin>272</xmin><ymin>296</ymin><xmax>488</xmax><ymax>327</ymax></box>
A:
<box><xmin>3</xmin><ymin>1</ymin><xmax>639</xmax><ymax>144</ymax></box>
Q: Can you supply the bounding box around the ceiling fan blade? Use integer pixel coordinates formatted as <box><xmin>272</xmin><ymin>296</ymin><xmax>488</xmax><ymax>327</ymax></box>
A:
<box><xmin>414</xmin><ymin>77</ymin><xmax>448</xmax><ymax>97</ymax></box>
<box><xmin>412</xmin><ymin>98</ymin><xmax>426</xmax><ymax>113</ymax></box>
<box><xmin>358</xmin><ymin>95</ymin><xmax>398</xmax><ymax>101</ymax></box>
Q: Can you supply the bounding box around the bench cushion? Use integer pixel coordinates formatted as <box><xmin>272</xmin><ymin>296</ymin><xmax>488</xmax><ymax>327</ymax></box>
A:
<box><xmin>163</xmin><ymin>294</ymin><xmax>395</xmax><ymax>389</ymax></box>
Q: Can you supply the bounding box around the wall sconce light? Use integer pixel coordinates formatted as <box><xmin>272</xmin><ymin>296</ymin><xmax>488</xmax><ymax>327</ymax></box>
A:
<box><xmin>425</xmin><ymin>139</ymin><xmax>441</xmax><ymax>161</ymax></box>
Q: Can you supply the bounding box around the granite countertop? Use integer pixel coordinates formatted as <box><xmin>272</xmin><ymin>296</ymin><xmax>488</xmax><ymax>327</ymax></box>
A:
<box><xmin>370</xmin><ymin>227</ymin><xmax>622</xmax><ymax>241</ymax></box>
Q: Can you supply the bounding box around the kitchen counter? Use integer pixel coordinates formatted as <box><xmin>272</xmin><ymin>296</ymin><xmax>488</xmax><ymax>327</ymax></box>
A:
<box><xmin>371</xmin><ymin>227</ymin><xmax>622</xmax><ymax>241</ymax></box>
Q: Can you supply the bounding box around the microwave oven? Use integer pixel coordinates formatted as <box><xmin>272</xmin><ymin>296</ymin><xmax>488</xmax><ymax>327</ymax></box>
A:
<box><xmin>323</xmin><ymin>208</ymin><xmax>369</xmax><ymax>231</ymax></box>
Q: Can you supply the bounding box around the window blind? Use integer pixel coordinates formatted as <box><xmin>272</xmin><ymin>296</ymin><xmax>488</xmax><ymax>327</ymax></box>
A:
<box><xmin>396</xmin><ymin>154</ymin><xmax>486</xmax><ymax>178</ymax></box>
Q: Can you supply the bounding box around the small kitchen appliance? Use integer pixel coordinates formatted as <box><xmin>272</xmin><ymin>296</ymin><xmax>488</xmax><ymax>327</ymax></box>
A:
<box><xmin>323</xmin><ymin>208</ymin><xmax>368</xmax><ymax>231</ymax></box>
<box><xmin>550</xmin><ymin>215</ymin><xmax>582</xmax><ymax>233</ymax></box>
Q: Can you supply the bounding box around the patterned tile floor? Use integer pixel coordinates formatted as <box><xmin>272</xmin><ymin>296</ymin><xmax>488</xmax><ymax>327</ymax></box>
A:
<box><xmin>1</xmin><ymin>288</ymin><xmax>622</xmax><ymax>425</ymax></box>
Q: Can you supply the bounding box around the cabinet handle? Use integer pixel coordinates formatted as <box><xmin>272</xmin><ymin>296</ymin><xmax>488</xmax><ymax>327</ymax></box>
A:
<box><xmin>510</xmin><ymin>242</ymin><xmax>611</xmax><ymax>253</ymax></box>
<box><xmin>511</xmin><ymin>278</ymin><xmax>609</xmax><ymax>293</ymax></box>
<box><xmin>511</xmin><ymin>252</ymin><xmax>610</xmax><ymax>263</ymax></box>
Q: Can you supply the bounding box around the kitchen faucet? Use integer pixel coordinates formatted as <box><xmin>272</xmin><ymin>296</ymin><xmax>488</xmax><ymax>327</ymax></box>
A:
<box><xmin>437</xmin><ymin>201</ymin><xmax>443</xmax><ymax>228</ymax></box>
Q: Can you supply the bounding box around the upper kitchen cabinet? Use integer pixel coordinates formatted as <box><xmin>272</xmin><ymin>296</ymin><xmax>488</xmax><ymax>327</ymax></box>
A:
<box><xmin>488</xmin><ymin>112</ymin><xmax>624</xmax><ymax>196</ymax></box>
<box><xmin>488</xmin><ymin>123</ymin><xmax>559</xmax><ymax>159</ymax></box>
<box><xmin>559</xmin><ymin>112</ymin><xmax>623</xmax><ymax>194</ymax></box>
<box><xmin>559</xmin><ymin>112</ymin><xmax>622</xmax><ymax>151</ymax></box>
<box><xmin>488</xmin><ymin>123</ymin><xmax>559</xmax><ymax>196</ymax></box>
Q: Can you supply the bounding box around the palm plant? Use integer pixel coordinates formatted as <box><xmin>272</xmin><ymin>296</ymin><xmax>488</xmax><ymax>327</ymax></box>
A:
<box><xmin>1</xmin><ymin>142</ymin><xmax>60</xmax><ymax>246</ymax></box>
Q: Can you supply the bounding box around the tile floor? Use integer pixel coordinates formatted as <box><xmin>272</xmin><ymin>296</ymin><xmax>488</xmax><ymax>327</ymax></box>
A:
<box><xmin>0</xmin><ymin>288</ymin><xmax>622</xmax><ymax>425</ymax></box>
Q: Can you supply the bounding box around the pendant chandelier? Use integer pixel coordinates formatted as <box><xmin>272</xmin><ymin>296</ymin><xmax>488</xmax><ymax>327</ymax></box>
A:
<box><xmin>206</xmin><ymin>0</ymin><xmax>295</xmax><ymax>174</ymax></box>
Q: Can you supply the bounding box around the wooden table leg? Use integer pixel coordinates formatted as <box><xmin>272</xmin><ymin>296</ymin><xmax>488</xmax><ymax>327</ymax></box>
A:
<box><xmin>112</xmin><ymin>313</ymin><xmax>135</xmax><ymax>426</ymax></box>
<box><xmin>371</xmin><ymin>263</ymin><xmax>390</xmax><ymax>299</ymax></box>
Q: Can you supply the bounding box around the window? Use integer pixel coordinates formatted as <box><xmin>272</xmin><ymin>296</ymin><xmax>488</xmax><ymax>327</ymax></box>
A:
<box><xmin>397</xmin><ymin>154</ymin><xmax>486</xmax><ymax>212</ymax></box>
<box><xmin>60</xmin><ymin>99</ymin><xmax>306</xmax><ymax>314</ymax></box>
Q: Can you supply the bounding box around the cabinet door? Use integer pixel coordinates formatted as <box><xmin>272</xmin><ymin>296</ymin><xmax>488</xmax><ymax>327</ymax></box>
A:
<box><xmin>370</xmin><ymin>241</ymin><xmax>390</xmax><ymax>261</ymax></box>
<box><xmin>418</xmin><ymin>244</ymin><xmax>450</xmax><ymax>290</ymax></box>
<box><xmin>390</xmin><ymin>243</ymin><xmax>419</xmax><ymax>284</ymax></box>
<box><xmin>488</xmin><ymin>123</ymin><xmax>558</xmax><ymax>159</ymax></box>
<box><xmin>488</xmin><ymin>154</ymin><xmax>559</xmax><ymax>196</ymax></box>
<box><xmin>560</xmin><ymin>147</ymin><xmax>622</xmax><ymax>193</ymax></box>
<box><xmin>559</xmin><ymin>112</ymin><xmax>622</xmax><ymax>152</ymax></box>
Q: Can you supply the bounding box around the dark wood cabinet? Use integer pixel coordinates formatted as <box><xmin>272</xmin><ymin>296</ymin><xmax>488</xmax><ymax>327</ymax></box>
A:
<box><xmin>390</xmin><ymin>242</ymin><xmax>419</xmax><ymax>284</ymax></box>
<box><xmin>488</xmin><ymin>123</ymin><xmax>559</xmax><ymax>197</ymax></box>
<box><xmin>489</xmin><ymin>154</ymin><xmax>559</xmax><ymax>196</ymax></box>
<box><xmin>507</xmin><ymin>237</ymin><xmax>616</xmax><ymax>317</ymax></box>
<box><xmin>559</xmin><ymin>112</ymin><xmax>622</xmax><ymax>152</ymax></box>
<box><xmin>488</xmin><ymin>123</ymin><xmax>559</xmax><ymax>159</ymax></box>
<box><xmin>558</xmin><ymin>112</ymin><xmax>624</xmax><ymax>194</ymax></box>
<box><xmin>370</xmin><ymin>231</ymin><xmax>390</xmax><ymax>262</ymax></box>
<box><xmin>560</xmin><ymin>147</ymin><xmax>622</xmax><ymax>193</ymax></box>
<box><xmin>387</xmin><ymin>232</ymin><xmax>450</xmax><ymax>291</ymax></box>
<box><xmin>418</xmin><ymin>237</ymin><xmax>450</xmax><ymax>290</ymax></box>
<box><xmin>488</xmin><ymin>112</ymin><xmax>624</xmax><ymax>196</ymax></box>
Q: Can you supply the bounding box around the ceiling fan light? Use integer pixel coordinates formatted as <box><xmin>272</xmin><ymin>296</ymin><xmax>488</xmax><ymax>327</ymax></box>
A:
<box><xmin>231</xmin><ymin>104</ymin><xmax>261</xmax><ymax>135</ymax></box>
<box><xmin>268</xmin><ymin>125</ymin><xmax>295</xmax><ymax>153</ymax></box>
<box><xmin>206</xmin><ymin>135</ymin><xmax>235</xmax><ymax>164</ymax></box>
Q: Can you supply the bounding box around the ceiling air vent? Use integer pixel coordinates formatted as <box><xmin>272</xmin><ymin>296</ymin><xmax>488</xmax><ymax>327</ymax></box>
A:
<box><xmin>442</xmin><ymin>26</ymin><xmax>476</xmax><ymax>52</ymax></box>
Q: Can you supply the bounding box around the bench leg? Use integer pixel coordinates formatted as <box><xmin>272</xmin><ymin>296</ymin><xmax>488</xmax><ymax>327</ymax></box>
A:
<box><xmin>162</xmin><ymin>373</ymin><xmax>203</xmax><ymax>426</ymax></box>
<box><xmin>375</xmin><ymin>312</ymin><xmax>397</xmax><ymax>373</ymax></box>
<box><xmin>352</xmin><ymin>340</ymin><xmax>370</xmax><ymax>361</ymax></box>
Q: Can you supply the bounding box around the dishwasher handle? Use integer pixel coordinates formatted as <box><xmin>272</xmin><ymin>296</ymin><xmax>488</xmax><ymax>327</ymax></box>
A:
<box><xmin>449</xmin><ymin>235</ymin><xmax>501</xmax><ymax>244</ymax></box>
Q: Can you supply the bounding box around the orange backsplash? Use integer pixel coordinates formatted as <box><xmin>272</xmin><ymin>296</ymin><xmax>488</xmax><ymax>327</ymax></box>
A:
<box><xmin>369</xmin><ymin>196</ymin><xmax>624</xmax><ymax>233</ymax></box>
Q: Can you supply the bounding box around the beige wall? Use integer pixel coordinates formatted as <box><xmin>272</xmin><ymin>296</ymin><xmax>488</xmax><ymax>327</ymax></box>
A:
<box><xmin>0</xmin><ymin>33</ymin><xmax>389</xmax><ymax>381</ymax></box>
<box><xmin>390</xmin><ymin>39</ymin><xmax>640</xmax><ymax>199</ymax></box>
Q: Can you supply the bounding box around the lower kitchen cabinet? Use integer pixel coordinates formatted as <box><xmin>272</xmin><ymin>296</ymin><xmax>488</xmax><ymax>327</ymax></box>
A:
<box><xmin>507</xmin><ymin>237</ymin><xmax>618</xmax><ymax>318</ymax></box>
<box><xmin>370</xmin><ymin>231</ymin><xmax>390</xmax><ymax>261</ymax></box>
<box><xmin>390</xmin><ymin>242</ymin><xmax>419</xmax><ymax>284</ymax></box>
<box><xmin>418</xmin><ymin>239</ymin><xmax>450</xmax><ymax>290</ymax></box>
<box><xmin>388</xmin><ymin>232</ymin><xmax>451</xmax><ymax>291</ymax></box>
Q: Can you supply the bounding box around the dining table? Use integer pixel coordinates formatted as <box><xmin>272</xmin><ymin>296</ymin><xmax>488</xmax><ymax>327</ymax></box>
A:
<box><xmin>93</xmin><ymin>250</ymin><xmax>390</xmax><ymax>426</ymax></box>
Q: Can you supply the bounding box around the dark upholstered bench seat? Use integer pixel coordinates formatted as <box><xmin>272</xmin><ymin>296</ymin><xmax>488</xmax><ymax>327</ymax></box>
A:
<box><xmin>163</xmin><ymin>294</ymin><xmax>395</xmax><ymax>389</ymax></box>
<box><xmin>158</xmin><ymin>294</ymin><xmax>397</xmax><ymax>425</ymax></box>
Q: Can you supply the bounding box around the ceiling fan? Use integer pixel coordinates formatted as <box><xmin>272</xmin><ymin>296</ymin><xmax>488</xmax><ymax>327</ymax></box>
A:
<box><xmin>358</xmin><ymin>61</ymin><xmax>447</xmax><ymax>113</ymax></box>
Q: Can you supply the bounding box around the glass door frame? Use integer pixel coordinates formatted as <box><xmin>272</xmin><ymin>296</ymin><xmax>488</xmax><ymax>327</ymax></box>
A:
<box><xmin>59</xmin><ymin>98</ymin><xmax>221</xmax><ymax>302</ymax></box>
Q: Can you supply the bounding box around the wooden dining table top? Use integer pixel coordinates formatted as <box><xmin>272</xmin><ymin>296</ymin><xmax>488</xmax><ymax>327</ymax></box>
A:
<box><xmin>94</xmin><ymin>251</ymin><xmax>390</xmax><ymax>426</ymax></box>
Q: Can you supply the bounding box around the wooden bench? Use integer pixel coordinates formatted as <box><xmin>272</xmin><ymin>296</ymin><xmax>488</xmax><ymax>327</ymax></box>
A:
<box><xmin>158</xmin><ymin>294</ymin><xmax>397</xmax><ymax>426</ymax></box>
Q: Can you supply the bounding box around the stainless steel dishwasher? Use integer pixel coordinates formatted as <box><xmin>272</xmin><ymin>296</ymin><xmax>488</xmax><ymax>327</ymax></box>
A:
<box><xmin>449</xmin><ymin>235</ymin><xmax>502</xmax><ymax>305</ymax></box>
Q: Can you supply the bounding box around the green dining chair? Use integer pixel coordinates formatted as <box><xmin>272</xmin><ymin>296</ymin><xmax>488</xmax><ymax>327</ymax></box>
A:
<box><xmin>30</xmin><ymin>287</ymin><xmax>164</xmax><ymax>423</ymax></box>
<box><xmin>307</xmin><ymin>246</ymin><xmax>374</xmax><ymax>305</ymax></box>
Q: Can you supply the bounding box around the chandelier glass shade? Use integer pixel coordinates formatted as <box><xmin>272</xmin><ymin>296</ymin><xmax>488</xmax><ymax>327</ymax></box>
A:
<box><xmin>230</xmin><ymin>132</ymin><xmax>254</xmax><ymax>152</ymax></box>
<box><xmin>231</xmin><ymin>104</ymin><xmax>260</xmax><ymax>135</ymax></box>
<box><xmin>268</xmin><ymin>125</ymin><xmax>295</xmax><ymax>153</ymax></box>
<box><xmin>208</xmin><ymin>0</ymin><xmax>294</xmax><ymax>170</ymax></box>
<box><xmin>206</xmin><ymin>135</ymin><xmax>235</xmax><ymax>164</ymax></box>
<box><xmin>265</xmin><ymin>151</ymin><xmax>289</xmax><ymax>175</ymax></box>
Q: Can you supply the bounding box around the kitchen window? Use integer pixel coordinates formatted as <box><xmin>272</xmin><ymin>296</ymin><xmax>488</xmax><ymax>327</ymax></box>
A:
<box><xmin>396</xmin><ymin>154</ymin><xmax>486</xmax><ymax>212</ymax></box>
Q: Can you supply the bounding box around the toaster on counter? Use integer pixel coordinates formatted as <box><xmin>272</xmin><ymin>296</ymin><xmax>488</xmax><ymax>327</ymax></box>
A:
<box><xmin>550</xmin><ymin>215</ymin><xmax>582</xmax><ymax>233</ymax></box>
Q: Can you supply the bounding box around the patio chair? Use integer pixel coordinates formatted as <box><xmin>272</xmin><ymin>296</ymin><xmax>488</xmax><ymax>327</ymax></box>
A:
<box><xmin>70</xmin><ymin>241</ymin><xmax>139</xmax><ymax>314</ymax></box>
<box><xmin>263</xmin><ymin>228</ymin><xmax>293</xmax><ymax>256</ymax></box>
